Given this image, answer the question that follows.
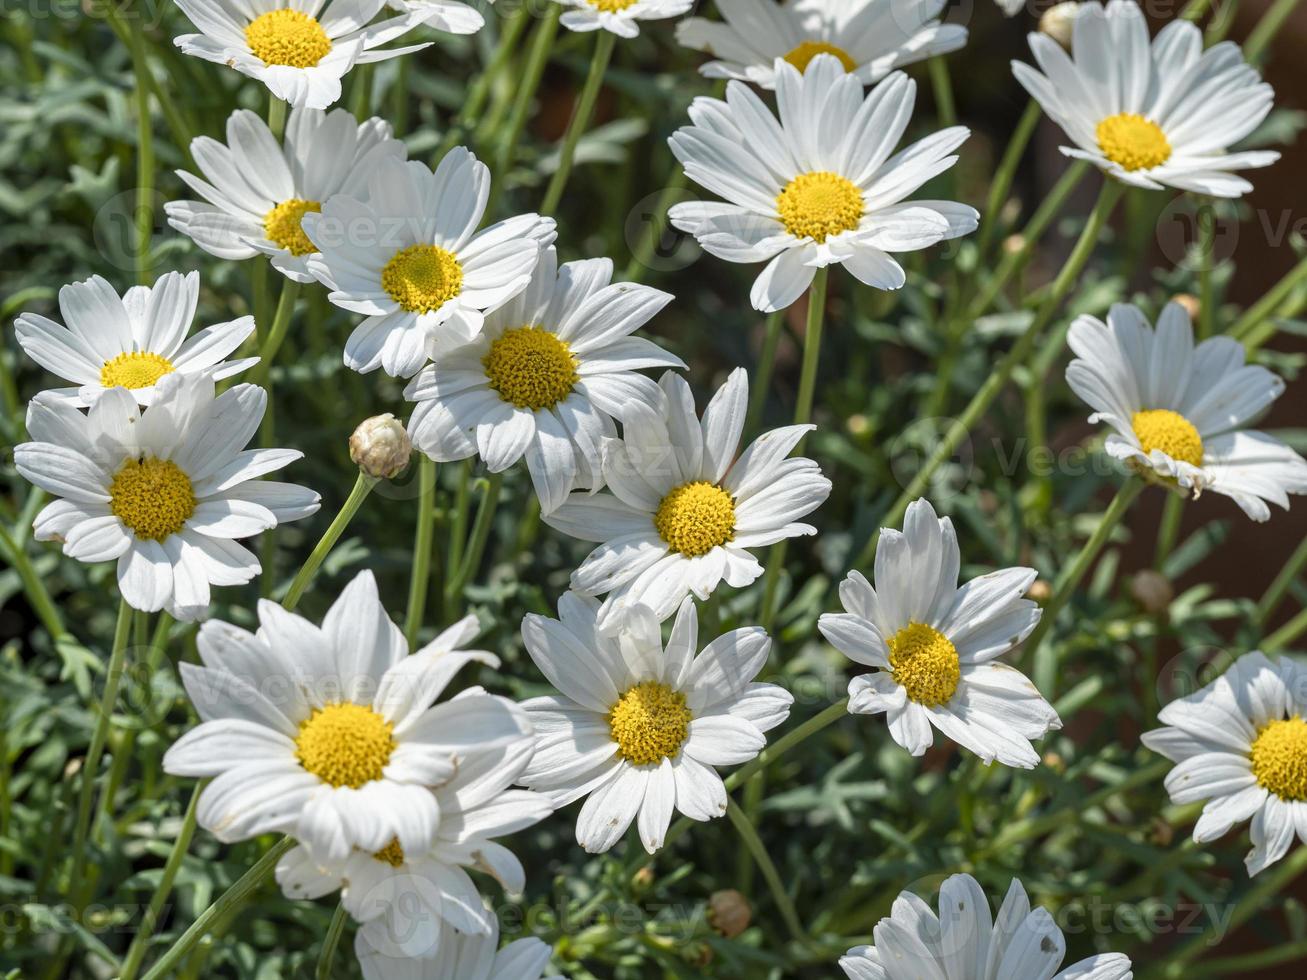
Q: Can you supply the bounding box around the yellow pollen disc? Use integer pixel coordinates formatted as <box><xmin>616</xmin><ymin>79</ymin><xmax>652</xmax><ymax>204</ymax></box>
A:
<box><xmin>264</xmin><ymin>198</ymin><xmax>322</xmax><ymax>256</ymax></box>
<box><xmin>589</xmin><ymin>0</ymin><xmax>638</xmax><ymax>10</ymax></box>
<box><xmin>295</xmin><ymin>702</ymin><xmax>396</xmax><ymax>789</ymax></box>
<box><xmin>1250</xmin><ymin>717</ymin><xmax>1307</xmax><ymax>802</ymax></box>
<box><xmin>783</xmin><ymin>41</ymin><xmax>857</xmax><ymax>73</ymax></box>
<box><xmin>482</xmin><ymin>326</ymin><xmax>579</xmax><ymax>410</ymax></box>
<box><xmin>1132</xmin><ymin>409</ymin><xmax>1204</xmax><ymax>468</ymax></box>
<box><xmin>654</xmin><ymin>481</ymin><xmax>737</xmax><ymax>557</ymax></box>
<box><xmin>245</xmin><ymin>9</ymin><xmax>332</xmax><ymax>68</ymax></box>
<box><xmin>776</xmin><ymin>171</ymin><xmax>864</xmax><ymax>243</ymax></box>
<box><xmin>607</xmin><ymin>681</ymin><xmax>692</xmax><ymax>766</ymax></box>
<box><xmin>382</xmin><ymin>244</ymin><xmax>464</xmax><ymax>314</ymax></box>
<box><xmin>888</xmin><ymin>622</ymin><xmax>960</xmax><ymax>707</ymax></box>
<box><xmin>1096</xmin><ymin>113</ymin><xmax>1172</xmax><ymax>172</ymax></box>
<box><xmin>109</xmin><ymin>458</ymin><xmax>196</xmax><ymax>542</ymax></box>
<box><xmin>100</xmin><ymin>351</ymin><xmax>175</xmax><ymax>390</ymax></box>
<box><xmin>373</xmin><ymin>838</ymin><xmax>406</xmax><ymax>867</ymax></box>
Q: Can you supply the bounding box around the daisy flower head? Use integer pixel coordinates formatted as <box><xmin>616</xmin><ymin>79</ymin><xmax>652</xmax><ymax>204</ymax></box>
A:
<box><xmin>519</xmin><ymin>594</ymin><xmax>792</xmax><ymax>853</ymax></box>
<box><xmin>1066</xmin><ymin>301</ymin><xmax>1307</xmax><ymax>521</ymax></box>
<box><xmin>354</xmin><ymin>909</ymin><xmax>559</xmax><ymax>980</ymax></box>
<box><xmin>1143</xmin><ymin>650</ymin><xmax>1307</xmax><ymax>876</ymax></box>
<box><xmin>164</xmin><ymin>572</ymin><xmax>534</xmax><ymax>864</ymax></box>
<box><xmin>172</xmin><ymin>0</ymin><xmax>448</xmax><ymax>110</ymax></box>
<box><xmin>551</xmin><ymin>0</ymin><xmax>694</xmax><ymax>39</ymax></box>
<box><xmin>819</xmin><ymin>499</ymin><xmax>1060</xmax><ymax>768</ymax></box>
<box><xmin>14</xmin><ymin>271</ymin><xmax>255</xmax><ymax>407</ymax></box>
<box><xmin>1012</xmin><ymin>0</ymin><xmax>1278</xmax><ymax>197</ymax></box>
<box><xmin>15</xmin><ymin>374</ymin><xmax>318</xmax><ymax>620</ymax></box>
<box><xmin>276</xmin><ymin>729</ymin><xmax>552</xmax><ymax>959</ymax></box>
<box><xmin>404</xmin><ymin>246</ymin><xmax>684</xmax><ymax>514</ymax></box>
<box><xmin>303</xmin><ymin>150</ymin><xmax>557</xmax><ymax>378</ymax></box>
<box><xmin>542</xmin><ymin>368</ymin><xmax>832</xmax><ymax>624</ymax></box>
<box><xmin>166</xmin><ymin>106</ymin><xmax>406</xmax><ymax>283</ymax></box>
<box><xmin>667</xmin><ymin>56</ymin><xmax>977</xmax><ymax>313</ymax></box>
<box><xmin>676</xmin><ymin>0</ymin><xmax>968</xmax><ymax>91</ymax></box>
<box><xmin>839</xmin><ymin>873</ymin><xmax>1133</xmax><ymax>980</ymax></box>
<box><xmin>385</xmin><ymin>0</ymin><xmax>490</xmax><ymax>35</ymax></box>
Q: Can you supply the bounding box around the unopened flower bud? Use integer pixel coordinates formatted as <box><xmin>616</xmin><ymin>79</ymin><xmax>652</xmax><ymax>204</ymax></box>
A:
<box><xmin>1040</xmin><ymin>2</ymin><xmax>1082</xmax><ymax>50</ymax></box>
<box><xmin>1002</xmin><ymin>234</ymin><xmax>1027</xmax><ymax>257</ymax></box>
<box><xmin>846</xmin><ymin>413</ymin><xmax>871</xmax><ymax>437</ymax></box>
<box><xmin>1172</xmin><ymin>294</ymin><xmax>1201</xmax><ymax>322</ymax></box>
<box><xmin>708</xmin><ymin>889</ymin><xmax>752</xmax><ymax>939</ymax></box>
<box><xmin>1131</xmin><ymin>569</ymin><xmax>1174</xmax><ymax>615</ymax></box>
<box><xmin>1028</xmin><ymin>579</ymin><xmax>1053</xmax><ymax>604</ymax></box>
<box><xmin>632</xmin><ymin>865</ymin><xmax>655</xmax><ymax>890</ymax></box>
<box><xmin>350</xmin><ymin>414</ymin><xmax>412</xmax><ymax>479</ymax></box>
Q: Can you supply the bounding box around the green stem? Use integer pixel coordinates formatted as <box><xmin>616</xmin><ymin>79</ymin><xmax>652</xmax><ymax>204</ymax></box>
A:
<box><xmin>1184</xmin><ymin>937</ymin><xmax>1307</xmax><ymax>977</ymax></box>
<box><xmin>725</xmin><ymin>799</ymin><xmax>809</xmax><ymax>944</ymax></box>
<box><xmin>1265</xmin><ymin>606</ymin><xmax>1307</xmax><ymax>654</ymax></box>
<box><xmin>282</xmin><ymin>473</ymin><xmax>379</xmax><ymax>612</ymax></box>
<box><xmin>267</xmin><ymin>96</ymin><xmax>287</xmax><ymax>142</ymax></box>
<box><xmin>1197</xmin><ymin>200</ymin><xmax>1217</xmax><ymax>338</ymax></box>
<box><xmin>1257</xmin><ymin>533</ymin><xmax>1307</xmax><ymax>627</ymax></box>
<box><xmin>453</xmin><ymin>5</ymin><xmax>530</xmax><ymax>153</ymax></box>
<box><xmin>0</xmin><ymin>522</ymin><xmax>66</xmax><ymax>640</ymax></box>
<box><xmin>745</xmin><ymin>311</ymin><xmax>785</xmax><ymax>435</ymax></box>
<box><xmin>622</xmin><ymin>168</ymin><xmax>691</xmax><ymax>284</ymax></box>
<box><xmin>1244</xmin><ymin>0</ymin><xmax>1302</xmax><ymax>61</ymax></box>
<box><xmin>1230</xmin><ymin>254</ymin><xmax>1307</xmax><ymax>343</ymax></box>
<box><xmin>1154</xmin><ymin>492</ymin><xmax>1185</xmax><ymax>569</ymax></box>
<box><xmin>316</xmin><ymin>904</ymin><xmax>349</xmax><ymax>980</ymax></box>
<box><xmin>541</xmin><ymin>30</ymin><xmax>616</xmax><ymax>215</ymax></box>
<box><xmin>139</xmin><ymin>837</ymin><xmax>296</xmax><ymax>980</ymax></box>
<box><xmin>977</xmin><ymin>99</ymin><xmax>1041</xmax><ymax>257</ymax></box>
<box><xmin>862</xmin><ymin>178</ymin><xmax>1122</xmax><ymax>569</ymax></box>
<box><xmin>495</xmin><ymin>6</ymin><xmax>562</xmax><ymax>178</ymax></box>
<box><xmin>123</xmin><ymin>10</ymin><xmax>154</xmax><ymax>285</ymax></box>
<box><xmin>252</xmin><ymin>280</ymin><xmax>302</xmax><ymax>387</ymax></box>
<box><xmin>446</xmin><ymin>472</ymin><xmax>503</xmax><ymax>602</ymax></box>
<box><xmin>117</xmin><ymin>785</ymin><xmax>202</xmax><ymax>980</ymax></box>
<box><xmin>405</xmin><ymin>456</ymin><xmax>438</xmax><ymax>647</ymax></box>
<box><xmin>927</xmin><ymin>57</ymin><xmax>956</xmax><ymax>128</ymax></box>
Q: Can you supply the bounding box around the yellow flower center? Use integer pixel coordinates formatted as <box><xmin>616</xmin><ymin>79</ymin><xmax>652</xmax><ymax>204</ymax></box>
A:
<box><xmin>373</xmin><ymin>838</ymin><xmax>407</xmax><ymax>867</ymax></box>
<box><xmin>1131</xmin><ymin>409</ymin><xmax>1204</xmax><ymax>468</ymax></box>
<box><xmin>589</xmin><ymin>0</ymin><xmax>638</xmax><ymax>10</ymax></box>
<box><xmin>888</xmin><ymin>622</ymin><xmax>960</xmax><ymax>707</ymax></box>
<box><xmin>482</xmin><ymin>327</ymin><xmax>579</xmax><ymax>410</ymax></box>
<box><xmin>1096</xmin><ymin>113</ymin><xmax>1172</xmax><ymax>172</ymax></box>
<box><xmin>654</xmin><ymin>481</ymin><xmax>737</xmax><ymax>557</ymax></box>
<box><xmin>295</xmin><ymin>702</ymin><xmax>396</xmax><ymax>789</ymax></box>
<box><xmin>608</xmin><ymin>681</ymin><xmax>692</xmax><ymax>766</ymax></box>
<box><xmin>109</xmin><ymin>458</ymin><xmax>196</xmax><ymax>542</ymax></box>
<box><xmin>100</xmin><ymin>351</ymin><xmax>175</xmax><ymax>390</ymax></box>
<box><xmin>245</xmin><ymin>9</ymin><xmax>333</xmax><ymax>68</ymax></box>
<box><xmin>381</xmin><ymin>244</ymin><xmax>464</xmax><ymax>314</ymax></box>
<box><xmin>1250</xmin><ymin>717</ymin><xmax>1307</xmax><ymax>802</ymax></box>
<box><xmin>776</xmin><ymin>171</ymin><xmax>864</xmax><ymax>243</ymax></box>
<box><xmin>783</xmin><ymin>41</ymin><xmax>857</xmax><ymax>73</ymax></box>
<box><xmin>264</xmin><ymin>198</ymin><xmax>322</xmax><ymax>256</ymax></box>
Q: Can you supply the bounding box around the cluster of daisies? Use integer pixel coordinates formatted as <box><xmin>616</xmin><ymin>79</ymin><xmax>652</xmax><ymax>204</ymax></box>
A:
<box><xmin>12</xmin><ymin>0</ymin><xmax>1307</xmax><ymax>976</ymax></box>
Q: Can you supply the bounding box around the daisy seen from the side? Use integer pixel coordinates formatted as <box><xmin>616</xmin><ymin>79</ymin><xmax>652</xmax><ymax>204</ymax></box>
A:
<box><xmin>163</xmin><ymin>572</ymin><xmax>533</xmax><ymax>862</ymax></box>
<box><xmin>354</xmin><ymin>908</ymin><xmax>560</xmax><ymax>980</ymax></box>
<box><xmin>14</xmin><ymin>271</ymin><xmax>255</xmax><ymax>407</ymax></box>
<box><xmin>518</xmin><ymin>594</ymin><xmax>792</xmax><ymax>853</ymax></box>
<box><xmin>1066</xmin><ymin>301</ymin><xmax>1307</xmax><ymax>521</ymax></box>
<box><xmin>166</xmin><ymin>106</ymin><xmax>406</xmax><ymax>283</ymax></box>
<box><xmin>404</xmin><ymin>246</ymin><xmax>683</xmax><ymax>513</ymax></box>
<box><xmin>667</xmin><ymin>55</ymin><xmax>976</xmax><ymax>313</ymax></box>
<box><xmin>676</xmin><ymin>0</ymin><xmax>967</xmax><ymax>90</ymax></box>
<box><xmin>1012</xmin><ymin>0</ymin><xmax>1278</xmax><ymax>197</ymax></box>
<box><xmin>14</xmin><ymin>374</ymin><xmax>318</xmax><ymax>620</ymax></box>
<box><xmin>819</xmin><ymin>498</ymin><xmax>1060</xmax><ymax>768</ymax></box>
<box><xmin>542</xmin><ymin>368</ymin><xmax>831</xmax><ymax>624</ymax></box>
<box><xmin>551</xmin><ymin>0</ymin><xmax>694</xmax><ymax>39</ymax></box>
<box><xmin>304</xmin><ymin>150</ymin><xmax>556</xmax><ymax>378</ymax></box>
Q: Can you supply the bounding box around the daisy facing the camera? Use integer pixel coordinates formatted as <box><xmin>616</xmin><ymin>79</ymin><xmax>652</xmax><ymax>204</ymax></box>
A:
<box><xmin>668</xmin><ymin>55</ymin><xmax>976</xmax><ymax>313</ymax></box>
<box><xmin>551</xmin><ymin>0</ymin><xmax>694</xmax><ymax>39</ymax></box>
<box><xmin>820</xmin><ymin>499</ymin><xmax>1060</xmax><ymax>768</ymax></box>
<box><xmin>518</xmin><ymin>594</ymin><xmax>792</xmax><ymax>853</ymax></box>
<box><xmin>1066</xmin><ymin>301</ymin><xmax>1307</xmax><ymax>520</ymax></box>
<box><xmin>1013</xmin><ymin>0</ymin><xmax>1278</xmax><ymax>197</ymax></box>
<box><xmin>676</xmin><ymin>0</ymin><xmax>967</xmax><ymax>90</ymax></box>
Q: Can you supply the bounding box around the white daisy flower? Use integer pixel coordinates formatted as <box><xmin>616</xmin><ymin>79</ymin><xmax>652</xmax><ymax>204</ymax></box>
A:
<box><xmin>163</xmin><ymin>572</ymin><xmax>534</xmax><ymax>864</ymax></box>
<box><xmin>354</xmin><ymin>909</ymin><xmax>559</xmax><ymax>980</ymax></box>
<box><xmin>542</xmin><ymin>368</ymin><xmax>831</xmax><ymax>624</ymax></box>
<box><xmin>1143</xmin><ymin>650</ymin><xmax>1307</xmax><ymax>877</ymax></box>
<box><xmin>303</xmin><ymin>150</ymin><xmax>557</xmax><ymax>378</ymax></box>
<box><xmin>14</xmin><ymin>272</ymin><xmax>255</xmax><ymax>408</ymax></box>
<box><xmin>839</xmin><ymin>873</ymin><xmax>1133</xmax><ymax>980</ymax></box>
<box><xmin>1066</xmin><ymin>301</ymin><xmax>1307</xmax><ymax>521</ymax></box>
<box><xmin>385</xmin><ymin>0</ymin><xmax>489</xmax><ymax>35</ymax></box>
<box><xmin>165</xmin><ymin>106</ymin><xmax>406</xmax><ymax>284</ymax></box>
<box><xmin>667</xmin><ymin>56</ymin><xmax>977</xmax><ymax>313</ymax></box>
<box><xmin>404</xmin><ymin>246</ymin><xmax>684</xmax><ymax>514</ymax></box>
<box><xmin>518</xmin><ymin>594</ymin><xmax>793</xmax><ymax>853</ymax></box>
<box><xmin>676</xmin><ymin>0</ymin><xmax>968</xmax><ymax>91</ymax></box>
<box><xmin>1012</xmin><ymin>0</ymin><xmax>1278</xmax><ymax>198</ymax></box>
<box><xmin>819</xmin><ymin>499</ymin><xmax>1060</xmax><ymax>769</ymax></box>
<box><xmin>14</xmin><ymin>374</ymin><xmax>318</xmax><ymax>620</ymax></box>
<box><xmin>276</xmin><ymin>733</ymin><xmax>552</xmax><ymax>959</ymax></box>
<box><xmin>172</xmin><ymin>0</ymin><xmax>454</xmax><ymax>111</ymax></box>
<box><xmin>551</xmin><ymin>0</ymin><xmax>694</xmax><ymax>39</ymax></box>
